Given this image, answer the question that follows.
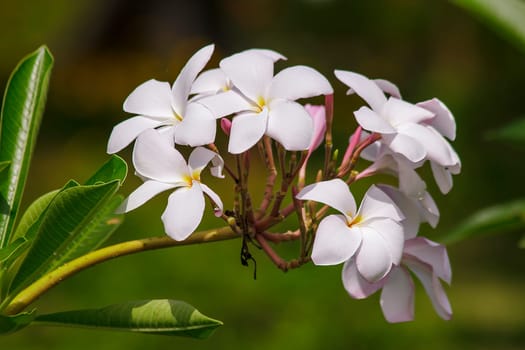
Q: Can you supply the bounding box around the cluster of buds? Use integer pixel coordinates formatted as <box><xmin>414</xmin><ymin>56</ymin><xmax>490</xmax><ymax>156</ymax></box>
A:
<box><xmin>107</xmin><ymin>44</ymin><xmax>460</xmax><ymax>323</ymax></box>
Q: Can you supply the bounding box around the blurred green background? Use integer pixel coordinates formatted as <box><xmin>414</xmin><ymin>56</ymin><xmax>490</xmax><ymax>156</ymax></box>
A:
<box><xmin>1</xmin><ymin>0</ymin><xmax>524</xmax><ymax>349</ymax></box>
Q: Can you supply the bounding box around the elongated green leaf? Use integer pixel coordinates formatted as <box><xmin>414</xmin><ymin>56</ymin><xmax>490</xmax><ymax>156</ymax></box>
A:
<box><xmin>0</xmin><ymin>238</ymin><xmax>29</xmax><ymax>264</ymax></box>
<box><xmin>84</xmin><ymin>155</ymin><xmax>127</xmax><ymax>186</ymax></box>
<box><xmin>35</xmin><ymin>300</ymin><xmax>222</xmax><ymax>338</ymax></box>
<box><xmin>0</xmin><ymin>309</ymin><xmax>35</xmax><ymax>334</ymax></box>
<box><xmin>0</xmin><ymin>46</ymin><xmax>53</xmax><ymax>248</ymax></box>
<box><xmin>486</xmin><ymin>117</ymin><xmax>525</xmax><ymax>144</ymax></box>
<box><xmin>442</xmin><ymin>199</ymin><xmax>525</xmax><ymax>244</ymax></box>
<box><xmin>10</xmin><ymin>180</ymin><xmax>120</xmax><ymax>292</ymax></box>
<box><xmin>0</xmin><ymin>161</ymin><xmax>10</xmax><ymax>174</ymax></box>
<box><xmin>452</xmin><ymin>0</ymin><xmax>525</xmax><ymax>52</ymax></box>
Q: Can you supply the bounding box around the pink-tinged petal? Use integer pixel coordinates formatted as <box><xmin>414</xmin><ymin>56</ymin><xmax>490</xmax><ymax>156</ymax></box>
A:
<box><xmin>380</xmin><ymin>266</ymin><xmax>415</xmax><ymax>323</ymax></box>
<box><xmin>188</xmin><ymin>146</ymin><xmax>221</xmax><ymax>176</ymax></box>
<box><xmin>162</xmin><ymin>182</ymin><xmax>205</xmax><ymax>241</ymax></box>
<box><xmin>133</xmin><ymin>129</ymin><xmax>189</xmax><ymax>183</ymax></box>
<box><xmin>172</xmin><ymin>44</ymin><xmax>214</xmax><ymax>116</ymax></box>
<box><xmin>220</xmin><ymin>118</ymin><xmax>232</xmax><ymax>135</ymax></box>
<box><xmin>382</xmin><ymin>98</ymin><xmax>434</xmax><ymax>127</ymax></box>
<box><xmin>404</xmin><ymin>237</ymin><xmax>451</xmax><ymax>283</ymax></box>
<box><xmin>191</xmin><ymin>68</ymin><xmax>228</xmax><ymax>95</ymax></box>
<box><xmin>268</xmin><ymin>65</ymin><xmax>333</xmax><ymax>101</ymax></box>
<box><xmin>359</xmin><ymin>185</ymin><xmax>404</xmax><ymax>222</ymax></box>
<box><xmin>220</xmin><ymin>51</ymin><xmax>273</xmax><ymax>102</ymax></box>
<box><xmin>418</xmin><ymin>98</ymin><xmax>456</xmax><ymax>140</ymax></box>
<box><xmin>296</xmin><ymin>179</ymin><xmax>357</xmax><ymax>217</ymax></box>
<box><xmin>304</xmin><ymin>104</ymin><xmax>327</xmax><ymax>152</ymax></box>
<box><xmin>418</xmin><ymin>191</ymin><xmax>440</xmax><ymax>228</ymax></box>
<box><xmin>342</xmin><ymin>258</ymin><xmax>385</xmax><ymax>299</ymax></box>
<box><xmin>374</xmin><ymin>79</ymin><xmax>402</xmax><ymax>99</ymax></box>
<box><xmin>123</xmin><ymin>79</ymin><xmax>174</xmax><ymax>118</ymax></box>
<box><xmin>382</xmin><ymin>133</ymin><xmax>426</xmax><ymax>163</ymax></box>
<box><xmin>198</xmin><ymin>90</ymin><xmax>252</xmax><ymax>118</ymax></box>
<box><xmin>107</xmin><ymin>116</ymin><xmax>164</xmax><ymax>154</ymax></box>
<box><xmin>311</xmin><ymin>215</ymin><xmax>362</xmax><ymax>266</ymax></box>
<box><xmin>228</xmin><ymin>109</ymin><xmax>268</xmax><ymax>154</ymax></box>
<box><xmin>396</xmin><ymin>161</ymin><xmax>426</xmax><ymax>197</ymax></box>
<box><xmin>334</xmin><ymin>70</ymin><xmax>387</xmax><ymax>111</ymax></box>
<box><xmin>200</xmin><ymin>183</ymin><xmax>223</xmax><ymax>217</ymax></box>
<box><xmin>266</xmin><ymin>100</ymin><xmax>313</xmax><ymax>151</ymax></box>
<box><xmin>356</xmin><ymin>229</ymin><xmax>393</xmax><ymax>282</ymax></box>
<box><xmin>243</xmin><ymin>48</ymin><xmax>287</xmax><ymax>62</ymax></box>
<box><xmin>404</xmin><ymin>258</ymin><xmax>452</xmax><ymax>320</ymax></box>
<box><xmin>117</xmin><ymin>180</ymin><xmax>177</xmax><ymax>213</ymax></box>
<box><xmin>365</xmin><ymin>218</ymin><xmax>404</xmax><ymax>265</ymax></box>
<box><xmin>174</xmin><ymin>103</ymin><xmax>216</xmax><ymax>147</ymax></box>
<box><xmin>354</xmin><ymin>106</ymin><xmax>396</xmax><ymax>134</ymax></box>
<box><xmin>377</xmin><ymin>185</ymin><xmax>421</xmax><ymax>239</ymax></box>
<box><xmin>398</xmin><ymin>123</ymin><xmax>455</xmax><ymax>166</ymax></box>
<box><xmin>431</xmin><ymin>161</ymin><xmax>453</xmax><ymax>194</ymax></box>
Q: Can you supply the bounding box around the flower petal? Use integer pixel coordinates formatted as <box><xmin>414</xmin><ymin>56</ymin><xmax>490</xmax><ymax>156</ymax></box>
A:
<box><xmin>397</xmin><ymin>123</ymin><xmax>455</xmax><ymax>166</ymax></box>
<box><xmin>191</xmin><ymin>68</ymin><xmax>228</xmax><ymax>95</ymax></box>
<box><xmin>243</xmin><ymin>48</ymin><xmax>287</xmax><ymax>62</ymax></box>
<box><xmin>380</xmin><ymin>266</ymin><xmax>415</xmax><ymax>323</ymax></box>
<box><xmin>296</xmin><ymin>179</ymin><xmax>357</xmax><ymax>217</ymax></box>
<box><xmin>268</xmin><ymin>65</ymin><xmax>333</xmax><ymax>101</ymax></box>
<box><xmin>174</xmin><ymin>102</ymin><xmax>217</xmax><ymax>146</ymax></box>
<box><xmin>200</xmin><ymin>183</ymin><xmax>223</xmax><ymax>217</ymax></box>
<box><xmin>354</xmin><ymin>106</ymin><xmax>396</xmax><ymax>134</ymax></box>
<box><xmin>117</xmin><ymin>180</ymin><xmax>177</xmax><ymax>213</ymax></box>
<box><xmin>342</xmin><ymin>258</ymin><xmax>385</xmax><ymax>299</ymax></box>
<box><xmin>311</xmin><ymin>215</ymin><xmax>362</xmax><ymax>265</ymax></box>
<box><xmin>266</xmin><ymin>100</ymin><xmax>313</xmax><ymax>151</ymax></box>
<box><xmin>418</xmin><ymin>191</ymin><xmax>440</xmax><ymax>228</ymax></box>
<box><xmin>107</xmin><ymin>116</ymin><xmax>164</xmax><ymax>154</ymax></box>
<box><xmin>358</xmin><ymin>185</ymin><xmax>404</xmax><ymax>222</ymax></box>
<box><xmin>172</xmin><ymin>44</ymin><xmax>214</xmax><ymax>116</ymax></box>
<box><xmin>334</xmin><ymin>70</ymin><xmax>387</xmax><ymax>111</ymax></box>
<box><xmin>356</xmin><ymin>229</ymin><xmax>393</xmax><ymax>282</ymax></box>
<box><xmin>123</xmin><ymin>79</ymin><xmax>174</xmax><ymax>118</ymax></box>
<box><xmin>188</xmin><ymin>146</ymin><xmax>222</xmax><ymax>176</ymax></box>
<box><xmin>382</xmin><ymin>132</ymin><xmax>426</xmax><ymax>163</ymax></box>
<box><xmin>220</xmin><ymin>51</ymin><xmax>274</xmax><ymax>102</ymax></box>
<box><xmin>431</xmin><ymin>161</ymin><xmax>453</xmax><ymax>194</ymax></box>
<box><xmin>228</xmin><ymin>108</ymin><xmax>268</xmax><ymax>154</ymax></box>
<box><xmin>383</xmin><ymin>97</ymin><xmax>434</xmax><ymax>126</ymax></box>
<box><xmin>404</xmin><ymin>258</ymin><xmax>452</xmax><ymax>320</ymax></box>
<box><xmin>374</xmin><ymin>79</ymin><xmax>402</xmax><ymax>99</ymax></box>
<box><xmin>162</xmin><ymin>182</ymin><xmax>205</xmax><ymax>241</ymax></box>
<box><xmin>404</xmin><ymin>237</ymin><xmax>451</xmax><ymax>283</ymax></box>
<box><xmin>133</xmin><ymin>129</ymin><xmax>189</xmax><ymax>183</ymax></box>
<box><xmin>304</xmin><ymin>104</ymin><xmax>327</xmax><ymax>152</ymax></box>
<box><xmin>365</xmin><ymin>218</ymin><xmax>404</xmax><ymax>265</ymax></box>
<box><xmin>197</xmin><ymin>90</ymin><xmax>253</xmax><ymax>118</ymax></box>
<box><xmin>418</xmin><ymin>98</ymin><xmax>456</xmax><ymax>140</ymax></box>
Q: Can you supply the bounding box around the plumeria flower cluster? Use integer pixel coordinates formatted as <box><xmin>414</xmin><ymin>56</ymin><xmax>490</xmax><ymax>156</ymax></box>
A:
<box><xmin>108</xmin><ymin>44</ymin><xmax>460</xmax><ymax>323</ymax></box>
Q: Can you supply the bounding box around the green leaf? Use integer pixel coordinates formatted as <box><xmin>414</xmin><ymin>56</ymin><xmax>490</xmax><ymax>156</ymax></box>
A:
<box><xmin>0</xmin><ymin>238</ymin><xmax>29</xmax><ymax>264</ymax></box>
<box><xmin>0</xmin><ymin>46</ymin><xmax>53</xmax><ymax>248</ymax></box>
<box><xmin>9</xmin><ymin>180</ymin><xmax>120</xmax><ymax>293</ymax></box>
<box><xmin>0</xmin><ymin>161</ymin><xmax>10</xmax><ymax>174</ymax></box>
<box><xmin>34</xmin><ymin>300</ymin><xmax>222</xmax><ymax>338</ymax></box>
<box><xmin>452</xmin><ymin>0</ymin><xmax>525</xmax><ymax>53</ymax></box>
<box><xmin>84</xmin><ymin>155</ymin><xmax>127</xmax><ymax>186</ymax></box>
<box><xmin>441</xmin><ymin>199</ymin><xmax>525</xmax><ymax>244</ymax></box>
<box><xmin>0</xmin><ymin>309</ymin><xmax>35</xmax><ymax>334</ymax></box>
<box><xmin>486</xmin><ymin>117</ymin><xmax>525</xmax><ymax>143</ymax></box>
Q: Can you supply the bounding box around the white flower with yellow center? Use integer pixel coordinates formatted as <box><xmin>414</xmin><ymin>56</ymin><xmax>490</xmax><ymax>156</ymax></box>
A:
<box><xmin>118</xmin><ymin>129</ymin><xmax>224</xmax><ymax>241</ymax></box>
<box><xmin>297</xmin><ymin>179</ymin><xmax>404</xmax><ymax>282</ymax></box>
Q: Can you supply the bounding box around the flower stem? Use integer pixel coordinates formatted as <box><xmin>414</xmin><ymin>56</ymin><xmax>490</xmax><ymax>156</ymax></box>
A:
<box><xmin>3</xmin><ymin>226</ymin><xmax>238</xmax><ymax>316</ymax></box>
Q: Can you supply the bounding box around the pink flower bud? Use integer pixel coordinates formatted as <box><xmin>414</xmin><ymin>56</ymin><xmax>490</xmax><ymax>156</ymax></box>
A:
<box><xmin>220</xmin><ymin>118</ymin><xmax>232</xmax><ymax>136</ymax></box>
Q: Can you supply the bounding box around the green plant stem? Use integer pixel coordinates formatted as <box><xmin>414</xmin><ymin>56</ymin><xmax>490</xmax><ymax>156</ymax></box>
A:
<box><xmin>3</xmin><ymin>226</ymin><xmax>238</xmax><ymax>316</ymax></box>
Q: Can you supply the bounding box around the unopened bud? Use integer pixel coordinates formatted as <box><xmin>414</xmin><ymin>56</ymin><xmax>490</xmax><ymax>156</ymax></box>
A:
<box><xmin>221</xmin><ymin>118</ymin><xmax>232</xmax><ymax>136</ymax></box>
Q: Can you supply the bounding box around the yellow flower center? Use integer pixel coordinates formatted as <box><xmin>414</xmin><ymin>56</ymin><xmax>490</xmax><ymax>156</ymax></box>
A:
<box><xmin>347</xmin><ymin>214</ymin><xmax>363</xmax><ymax>227</ymax></box>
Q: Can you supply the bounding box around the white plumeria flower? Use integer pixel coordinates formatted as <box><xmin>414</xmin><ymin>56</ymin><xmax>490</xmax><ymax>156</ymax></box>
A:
<box><xmin>107</xmin><ymin>44</ymin><xmax>218</xmax><ymax>153</ymax></box>
<box><xmin>190</xmin><ymin>48</ymin><xmax>287</xmax><ymax>98</ymax></box>
<box><xmin>335</xmin><ymin>70</ymin><xmax>442</xmax><ymax>163</ymax></box>
<box><xmin>200</xmin><ymin>50</ymin><xmax>333</xmax><ymax>153</ymax></box>
<box><xmin>118</xmin><ymin>129</ymin><xmax>224</xmax><ymax>241</ymax></box>
<box><xmin>296</xmin><ymin>179</ymin><xmax>404</xmax><ymax>282</ymax></box>
<box><xmin>343</xmin><ymin>237</ymin><xmax>452</xmax><ymax>323</ymax></box>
